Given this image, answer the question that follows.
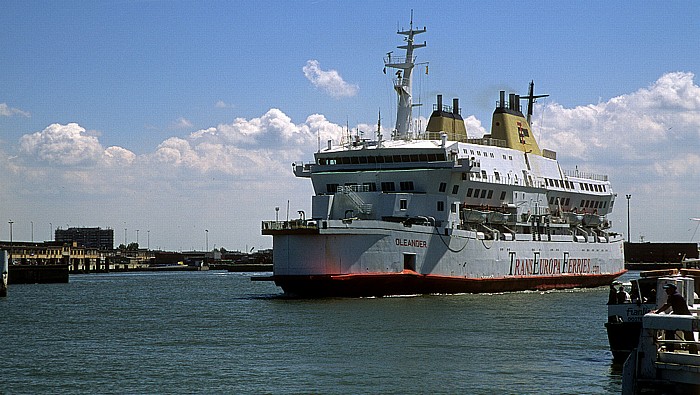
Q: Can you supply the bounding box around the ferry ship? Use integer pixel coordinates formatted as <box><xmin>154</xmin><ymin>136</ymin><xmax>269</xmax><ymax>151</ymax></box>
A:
<box><xmin>258</xmin><ymin>18</ymin><xmax>626</xmax><ymax>297</ymax></box>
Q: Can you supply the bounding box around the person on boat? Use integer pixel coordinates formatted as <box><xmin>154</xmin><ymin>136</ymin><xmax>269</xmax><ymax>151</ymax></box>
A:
<box><xmin>616</xmin><ymin>285</ymin><xmax>630</xmax><ymax>304</ymax></box>
<box><xmin>608</xmin><ymin>282</ymin><xmax>620</xmax><ymax>304</ymax></box>
<box><xmin>653</xmin><ymin>283</ymin><xmax>698</xmax><ymax>354</ymax></box>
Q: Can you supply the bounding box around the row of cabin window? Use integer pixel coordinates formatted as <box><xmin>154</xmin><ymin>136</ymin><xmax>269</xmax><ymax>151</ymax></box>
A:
<box><xmin>318</xmin><ymin>153</ymin><xmax>447</xmax><ymax>166</ymax></box>
<box><xmin>466</xmin><ymin>187</ymin><xmax>506</xmax><ymax>201</ymax></box>
<box><xmin>463</xmin><ymin>148</ymin><xmax>514</xmax><ymax>161</ymax></box>
<box><xmin>544</xmin><ymin>177</ymin><xmax>607</xmax><ymax>193</ymax></box>
<box><xmin>325</xmin><ymin>181</ymin><xmax>414</xmax><ymax>194</ymax></box>
<box><xmin>547</xmin><ymin>196</ymin><xmax>608</xmax><ymax>210</ymax></box>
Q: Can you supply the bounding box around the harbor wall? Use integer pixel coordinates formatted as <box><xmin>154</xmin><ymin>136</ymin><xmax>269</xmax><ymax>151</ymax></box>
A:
<box><xmin>624</xmin><ymin>242</ymin><xmax>698</xmax><ymax>264</ymax></box>
<box><xmin>8</xmin><ymin>264</ymin><xmax>69</xmax><ymax>284</ymax></box>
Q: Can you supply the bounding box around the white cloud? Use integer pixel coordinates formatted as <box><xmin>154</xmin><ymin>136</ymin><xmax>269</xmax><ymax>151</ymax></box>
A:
<box><xmin>6</xmin><ymin>72</ymin><xmax>700</xmax><ymax>249</ymax></box>
<box><xmin>0</xmin><ymin>103</ymin><xmax>30</xmax><ymax>117</ymax></box>
<box><xmin>303</xmin><ymin>59</ymin><xmax>359</xmax><ymax>98</ymax></box>
<box><xmin>215</xmin><ymin>100</ymin><xmax>234</xmax><ymax>109</ymax></box>
<box><xmin>171</xmin><ymin>117</ymin><xmax>194</xmax><ymax>129</ymax></box>
<box><xmin>20</xmin><ymin>123</ymin><xmax>105</xmax><ymax>165</ymax></box>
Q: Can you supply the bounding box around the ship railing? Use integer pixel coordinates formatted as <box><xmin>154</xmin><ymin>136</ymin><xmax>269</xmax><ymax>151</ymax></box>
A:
<box><xmin>261</xmin><ymin>220</ymin><xmax>319</xmax><ymax>231</ymax></box>
<box><xmin>384</xmin><ymin>55</ymin><xmax>416</xmax><ymax>65</ymax></box>
<box><xmin>467</xmin><ymin>173</ymin><xmax>547</xmax><ymax>189</ymax></box>
<box><xmin>392</xmin><ymin>77</ymin><xmax>410</xmax><ymax>88</ymax></box>
<box><xmin>466</xmin><ymin>138</ymin><xmax>508</xmax><ymax>148</ymax></box>
<box><xmin>623</xmin><ymin>313</ymin><xmax>700</xmax><ymax>392</ymax></box>
<box><xmin>562</xmin><ymin>169</ymin><xmax>608</xmax><ymax>182</ymax></box>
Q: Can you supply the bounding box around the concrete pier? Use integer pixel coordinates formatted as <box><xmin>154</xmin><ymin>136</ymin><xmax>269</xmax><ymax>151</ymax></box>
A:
<box><xmin>1</xmin><ymin>250</ymin><xmax>8</xmax><ymax>297</ymax></box>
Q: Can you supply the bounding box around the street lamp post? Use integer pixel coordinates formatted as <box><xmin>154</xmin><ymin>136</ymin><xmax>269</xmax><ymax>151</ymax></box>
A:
<box><xmin>626</xmin><ymin>194</ymin><xmax>632</xmax><ymax>243</ymax></box>
<box><xmin>147</xmin><ymin>230</ymin><xmax>150</xmax><ymax>251</ymax></box>
<box><xmin>205</xmin><ymin>229</ymin><xmax>209</xmax><ymax>252</ymax></box>
<box><xmin>136</xmin><ymin>229</ymin><xmax>139</xmax><ymax>247</ymax></box>
<box><xmin>49</xmin><ymin>223</ymin><xmax>53</xmax><ymax>241</ymax></box>
<box><xmin>8</xmin><ymin>221</ymin><xmax>14</xmax><ymax>265</ymax></box>
<box><xmin>31</xmin><ymin>221</ymin><xmax>34</xmax><ymax>243</ymax></box>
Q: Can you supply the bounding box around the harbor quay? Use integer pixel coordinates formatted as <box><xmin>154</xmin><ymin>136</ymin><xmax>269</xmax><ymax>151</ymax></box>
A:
<box><xmin>0</xmin><ymin>238</ymin><xmax>272</xmax><ymax>285</ymax></box>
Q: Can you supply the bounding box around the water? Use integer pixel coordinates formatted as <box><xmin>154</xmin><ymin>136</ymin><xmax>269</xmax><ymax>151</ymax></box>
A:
<box><xmin>0</xmin><ymin>271</ymin><xmax>630</xmax><ymax>394</ymax></box>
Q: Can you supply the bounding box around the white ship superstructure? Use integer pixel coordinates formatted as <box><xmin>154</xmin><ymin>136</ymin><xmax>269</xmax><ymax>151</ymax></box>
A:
<box><xmin>258</xmin><ymin>18</ymin><xmax>625</xmax><ymax>297</ymax></box>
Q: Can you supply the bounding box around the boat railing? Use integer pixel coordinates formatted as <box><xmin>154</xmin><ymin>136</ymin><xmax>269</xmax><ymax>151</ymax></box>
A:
<box><xmin>384</xmin><ymin>55</ymin><xmax>415</xmax><ymax>65</ymax></box>
<box><xmin>562</xmin><ymin>169</ymin><xmax>608</xmax><ymax>182</ymax></box>
<box><xmin>261</xmin><ymin>220</ymin><xmax>319</xmax><ymax>231</ymax></box>
<box><xmin>465</xmin><ymin>137</ymin><xmax>508</xmax><ymax>148</ymax></box>
<box><xmin>623</xmin><ymin>312</ymin><xmax>700</xmax><ymax>393</ymax></box>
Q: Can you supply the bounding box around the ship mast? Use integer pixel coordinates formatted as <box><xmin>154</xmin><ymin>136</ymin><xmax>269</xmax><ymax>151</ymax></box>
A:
<box><xmin>384</xmin><ymin>13</ymin><xmax>426</xmax><ymax>140</ymax></box>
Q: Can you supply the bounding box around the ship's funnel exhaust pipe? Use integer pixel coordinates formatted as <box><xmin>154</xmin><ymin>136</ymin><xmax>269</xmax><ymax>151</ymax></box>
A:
<box><xmin>453</xmin><ymin>98</ymin><xmax>459</xmax><ymax>115</ymax></box>
<box><xmin>514</xmin><ymin>95</ymin><xmax>520</xmax><ymax>112</ymax></box>
<box><xmin>499</xmin><ymin>91</ymin><xmax>505</xmax><ymax>109</ymax></box>
<box><xmin>509</xmin><ymin>94</ymin><xmax>516</xmax><ymax>110</ymax></box>
<box><xmin>437</xmin><ymin>94</ymin><xmax>442</xmax><ymax>111</ymax></box>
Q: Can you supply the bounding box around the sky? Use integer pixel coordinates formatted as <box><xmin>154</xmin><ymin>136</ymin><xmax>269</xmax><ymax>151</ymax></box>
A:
<box><xmin>2</xmin><ymin>1</ymin><xmax>700</xmax><ymax>251</ymax></box>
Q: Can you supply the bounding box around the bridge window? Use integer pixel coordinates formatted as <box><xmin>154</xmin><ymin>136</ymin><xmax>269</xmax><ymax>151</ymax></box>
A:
<box><xmin>466</xmin><ymin>188</ymin><xmax>473</xmax><ymax>197</ymax></box>
<box><xmin>452</xmin><ymin>185</ymin><xmax>460</xmax><ymax>194</ymax></box>
<box><xmin>363</xmin><ymin>182</ymin><xmax>377</xmax><ymax>192</ymax></box>
<box><xmin>480</xmin><ymin>189</ymin><xmax>487</xmax><ymax>198</ymax></box>
<box><xmin>437</xmin><ymin>201</ymin><xmax>445</xmax><ymax>211</ymax></box>
<box><xmin>487</xmin><ymin>190</ymin><xmax>493</xmax><ymax>199</ymax></box>
<box><xmin>326</xmin><ymin>184</ymin><xmax>339</xmax><ymax>194</ymax></box>
<box><xmin>500</xmin><ymin>191</ymin><xmax>506</xmax><ymax>200</ymax></box>
<box><xmin>439</xmin><ymin>182</ymin><xmax>447</xmax><ymax>192</ymax></box>
<box><xmin>381</xmin><ymin>182</ymin><xmax>396</xmax><ymax>192</ymax></box>
<box><xmin>400</xmin><ymin>199</ymin><xmax>408</xmax><ymax>210</ymax></box>
<box><xmin>473</xmin><ymin>188</ymin><xmax>480</xmax><ymax>197</ymax></box>
<box><xmin>400</xmin><ymin>181</ymin><xmax>414</xmax><ymax>191</ymax></box>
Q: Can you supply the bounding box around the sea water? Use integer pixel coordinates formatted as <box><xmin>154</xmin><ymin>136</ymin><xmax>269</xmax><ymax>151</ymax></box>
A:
<box><xmin>0</xmin><ymin>271</ymin><xmax>631</xmax><ymax>394</ymax></box>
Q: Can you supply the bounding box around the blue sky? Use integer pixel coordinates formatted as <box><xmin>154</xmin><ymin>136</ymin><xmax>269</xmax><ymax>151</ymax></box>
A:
<box><xmin>2</xmin><ymin>1</ymin><xmax>700</xmax><ymax>251</ymax></box>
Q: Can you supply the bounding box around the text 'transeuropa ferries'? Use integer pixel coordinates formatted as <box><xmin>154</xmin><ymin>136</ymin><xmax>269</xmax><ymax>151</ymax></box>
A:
<box><xmin>257</xmin><ymin>17</ymin><xmax>626</xmax><ymax>297</ymax></box>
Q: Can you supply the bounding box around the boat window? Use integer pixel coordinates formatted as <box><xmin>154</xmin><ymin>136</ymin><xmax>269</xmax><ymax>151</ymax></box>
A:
<box><xmin>419</xmin><ymin>154</ymin><xmax>428</xmax><ymax>162</ymax></box>
<box><xmin>438</xmin><ymin>153</ymin><xmax>446</xmax><ymax>161</ymax></box>
<box><xmin>326</xmin><ymin>184</ymin><xmax>339</xmax><ymax>194</ymax></box>
<box><xmin>545</xmin><ymin>178</ymin><xmax>549</xmax><ymax>186</ymax></box>
<box><xmin>549</xmin><ymin>197</ymin><xmax>555</xmax><ymax>204</ymax></box>
<box><xmin>381</xmin><ymin>182</ymin><xmax>395</xmax><ymax>192</ymax></box>
<box><xmin>564</xmin><ymin>198</ymin><xmax>570</xmax><ymax>206</ymax></box>
<box><xmin>351</xmin><ymin>157</ymin><xmax>360</xmax><ymax>164</ymax></box>
<box><xmin>462</xmin><ymin>173</ymin><xmax>468</xmax><ymax>180</ymax></box>
<box><xmin>400</xmin><ymin>199</ymin><xmax>408</xmax><ymax>210</ymax></box>
<box><xmin>500</xmin><ymin>191</ymin><xmax>506</xmax><ymax>200</ymax></box>
<box><xmin>428</xmin><ymin>154</ymin><xmax>437</xmax><ymax>161</ymax></box>
<box><xmin>490</xmin><ymin>153</ymin><xmax>494</xmax><ymax>158</ymax></box>
<box><xmin>410</xmin><ymin>154</ymin><xmax>419</xmax><ymax>162</ymax></box>
<box><xmin>318</xmin><ymin>158</ymin><xmax>327</xmax><ymax>165</ymax></box>
<box><xmin>368</xmin><ymin>156</ymin><xmax>376</xmax><ymax>164</ymax></box>
<box><xmin>473</xmin><ymin>188</ymin><xmax>479</xmax><ymax>197</ymax></box>
<box><xmin>487</xmin><ymin>190</ymin><xmax>493</xmax><ymax>199</ymax></box>
<box><xmin>376</xmin><ymin>156</ymin><xmax>384</xmax><ymax>163</ymax></box>
<box><xmin>363</xmin><ymin>182</ymin><xmax>377</xmax><ymax>192</ymax></box>
<box><xmin>470</xmin><ymin>150</ymin><xmax>475</xmax><ymax>155</ymax></box>
<box><xmin>494</xmin><ymin>172</ymin><xmax>500</xmax><ymax>181</ymax></box>
<box><xmin>439</xmin><ymin>182</ymin><xmax>447</xmax><ymax>193</ymax></box>
<box><xmin>481</xmin><ymin>170</ymin><xmax>487</xmax><ymax>179</ymax></box>
<box><xmin>580</xmin><ymin>200</ymin><xmax>584</xmax><ymax>207</ymax></box>
<box><xmin>384</xmin><ymin>156</ymin><xmax>393</xmax><ymax>163</ymax></box>
<box><xmin>401</xmin><ymin>155</ymin><xmax>410</xmax><ymax>162</ymax></box>
<box><xmin>452</xmin><ymin>185</ymin><xmax>460</xmax><ymax>194</ymax></box>
<box><xmin>508</xmin><ymin>155</ymin><xmax>513</xmax><ymax>160</ymax></box>
<box><xmin>437</xmin><ymin>201</ymin><xmax>445</xmax><ymax>211</ymax></box>
<box><xmin>476</xmin><ymin>151</ymin><xmax>481</xmax><ymax>156</ymax></box>
<box><xmin>400</xmin><ymin>181</ymin><xmax>414</xmax><ymax>191</ymax></box>
<box><xmin>480</xmin><ymin>189</ymin><xmax>487</xmax><ymax>198</ymax></box>
<box><xmin>466</xmin><ymin>188</ymin><xmax>473</xmax><ymax>197</ymax></box>
<box><xmin>359</xmin><ymin>156</ymin><xmax>368</xmax><ymax>164</ymax></box>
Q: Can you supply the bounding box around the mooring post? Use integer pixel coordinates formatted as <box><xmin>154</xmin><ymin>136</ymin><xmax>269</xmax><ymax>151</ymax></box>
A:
<box><xmin>1</xmin><ymin>250</ymin><xmax>8</xmax><ymax>297</ymax></box>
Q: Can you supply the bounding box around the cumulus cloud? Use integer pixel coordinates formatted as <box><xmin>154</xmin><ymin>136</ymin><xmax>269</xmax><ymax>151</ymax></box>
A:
<box><xmin>534</xmin><ymin>72</ymin><xmax>700</xmax><ymax>165</ymax></box>
<box><xmin>215</xmin><ymin>100</ymin><xmax>234</xmax><ymax>109</ymax></box>
<box><xmin>0</xmin><ymin>103</ymin><xmax>30</xmax><ymax>117</ymax></box>
<box><xmin>303</xmin><ymin>60</ymin><xmax>359</xmax><ymax>98</ymax></box>
<box><xmin>155</xmin><ymin>109</ymin><xmax>345</xmax><ymax>175</ymax></box>
<box><xmin>171</xmin><ymin>117</ymin><xmax>194</xmax><ymax>129</ymax></box>
<box><xmin>19</xmin><ymin>123</ymin><xmax>136</xmax><ymax>168</ymax></box>
<box><xmin>20</xmin><ymin>123</ymin><xmax>104</xmax><ymax>165</ymax></box>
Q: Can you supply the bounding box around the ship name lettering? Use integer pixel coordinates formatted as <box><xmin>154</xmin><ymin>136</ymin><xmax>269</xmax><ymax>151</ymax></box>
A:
<box><xmin>511</xmin><ymin>256</ymin><xmax>592</xmax><ymax>276</ymax></box>
<box><xmin>395</xmin><ymin>238</ymin><xmax>427</xmax><ymax>248</ymax></box>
